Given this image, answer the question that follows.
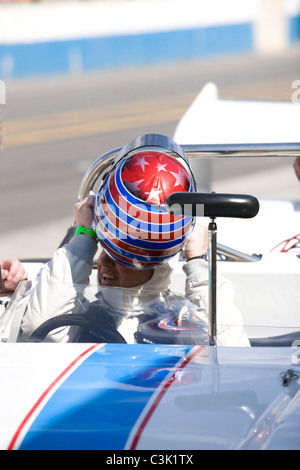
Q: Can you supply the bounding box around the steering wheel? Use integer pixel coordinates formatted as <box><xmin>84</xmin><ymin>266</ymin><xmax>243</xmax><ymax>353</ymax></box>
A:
<box><xmin>29</xmin><ymin>312</ymin><xmax>127</xmax><ymax>343</ymax></box>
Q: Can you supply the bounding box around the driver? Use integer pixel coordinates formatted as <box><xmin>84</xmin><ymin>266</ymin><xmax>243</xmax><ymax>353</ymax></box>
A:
<box><xmin>20</xmin><ymin>138</ymin><xmax>249</xmax><ymax>346</ymax></box>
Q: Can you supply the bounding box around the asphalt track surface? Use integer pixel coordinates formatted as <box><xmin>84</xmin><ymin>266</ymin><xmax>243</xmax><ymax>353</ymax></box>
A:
<box><xmin>1</xmin><ymin>46</ymin><xmax>300</xmax><ymax>259</ymax></box>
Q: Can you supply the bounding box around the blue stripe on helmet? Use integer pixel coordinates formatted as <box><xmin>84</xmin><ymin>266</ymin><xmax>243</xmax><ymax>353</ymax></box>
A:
<box><xmin>96</xmin><ymin>204</ymin><xmax>187</xmax><ymax>250</ymax></box>
<box><xmin>104</xmin><ymin>183</ymin><xmax>193</xmax><ymax>234</ymax></box>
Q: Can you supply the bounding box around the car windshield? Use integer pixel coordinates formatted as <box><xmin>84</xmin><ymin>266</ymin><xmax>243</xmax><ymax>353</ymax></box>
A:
<box><xmin>1</xmin><ymin>280</ymin><xmax>208</xmax><ymax>345</ymax></box>
<box><xmin>1</xmin><ymin>279</ymin><xmax>300</xmax><ymax>347</ymax></box>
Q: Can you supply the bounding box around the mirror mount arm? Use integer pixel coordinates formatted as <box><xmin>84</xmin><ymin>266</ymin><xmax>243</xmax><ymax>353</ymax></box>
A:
<box><xmin>208</xmin><ymin>217</ymin><xmax>217</xmax><ymax>346</ymax></box>
<box><xmin>166</xmin><ymin>191</ymin><xmax>259</xmax><ymax>347</ymax></box>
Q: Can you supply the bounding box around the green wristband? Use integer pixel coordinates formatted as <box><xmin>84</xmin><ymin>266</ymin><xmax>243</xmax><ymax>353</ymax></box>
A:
<box><xmin>75</xmin><ymin>225</ymin><xmax>99</xmax><ymax>242</ymax></box>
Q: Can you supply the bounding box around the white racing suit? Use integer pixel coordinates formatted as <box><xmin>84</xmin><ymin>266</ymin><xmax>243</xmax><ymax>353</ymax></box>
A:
<box><xmin>20</xmin><ymin>235</ymin><xmax>249</xmax><ymax>346</ymax></box>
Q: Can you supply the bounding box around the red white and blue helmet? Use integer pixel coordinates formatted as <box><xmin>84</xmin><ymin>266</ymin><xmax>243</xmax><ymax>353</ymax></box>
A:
<box><xmin>93</xmin><ymin>134</ymin><xmax>196</xmax><ymax>269</ymax></box>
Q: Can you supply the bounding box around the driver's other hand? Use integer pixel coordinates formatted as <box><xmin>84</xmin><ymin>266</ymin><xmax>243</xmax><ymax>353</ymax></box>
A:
<box><xmin>293</xmin><ymin>156</ymin><xmax>300</xmax><ymax>182</ymax></box>
<box><xmin>184</xmin><ymin>221</ymin><xmax>208</xmax><ymax>261</ymax></box>
<box><xmin>0</xmin><ymin>258</ymin><xmax>28</xmax><ymax>292</ymax></box>
<box><xmin>73</xmin><ymin>195</ymin><xmax>95</xmax><ymax>229</ymax></box>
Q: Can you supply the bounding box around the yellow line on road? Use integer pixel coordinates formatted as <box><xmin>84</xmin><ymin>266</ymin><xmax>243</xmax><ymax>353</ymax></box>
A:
<box><xmin>5</xmin><ymin>106</ymin><xmax>190</xmax><ymax>147</ymax></box>
<box><xmin>3</xmin><ymin>92</ymin><xmax>196</xmax><ymax>148</ymax></box>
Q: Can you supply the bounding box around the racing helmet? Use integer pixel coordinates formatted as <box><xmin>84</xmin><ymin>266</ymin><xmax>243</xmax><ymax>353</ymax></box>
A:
<box><xmin>93</xmin><ymin>134</ymin><xmax>196</xmax><ymax>269</ymax></box>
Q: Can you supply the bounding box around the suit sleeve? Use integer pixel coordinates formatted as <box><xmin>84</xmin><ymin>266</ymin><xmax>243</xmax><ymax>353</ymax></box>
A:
<box><xmin>20</xmin><ymin>235</ymin><xmax>98</xmax><ymax>342</ymax></box>
<box><xmin>183</xmin><ymin>258</ymin><xmax>250</xmax><ymax>347</ymax></box>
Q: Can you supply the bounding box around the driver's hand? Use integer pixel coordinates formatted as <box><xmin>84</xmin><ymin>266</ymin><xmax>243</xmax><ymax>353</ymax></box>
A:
<box><xmin>184</xmin><ymin>221</ymin><xmax>208</xmax><ymax>260</ymax></box>
<box><xmin>73</xmin><ymin>195</ymin><xmax>95</xmax><ymax>229</ymax></box>
<box><xmin>293</xmin><ymin>156</ymin><xmax>300</xmax><ymax>182</ymax></box>
<box><xmin>0</xmin><ymin>258</ymin><xmax>28</xmax><ymax>292</ymax></box>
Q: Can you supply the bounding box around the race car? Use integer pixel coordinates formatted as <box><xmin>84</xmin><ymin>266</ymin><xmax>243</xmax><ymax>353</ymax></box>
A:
<box><xmin>0</xmin><ymin>85</ymin><xmax>300</xmax><ymax>450</ymax></box>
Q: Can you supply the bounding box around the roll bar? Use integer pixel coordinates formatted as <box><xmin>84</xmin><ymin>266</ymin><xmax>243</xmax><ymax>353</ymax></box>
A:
<box><xmin>78</xmin><ymin>142</ymin><xmax>300</xmax><ymax>201</ymax></box>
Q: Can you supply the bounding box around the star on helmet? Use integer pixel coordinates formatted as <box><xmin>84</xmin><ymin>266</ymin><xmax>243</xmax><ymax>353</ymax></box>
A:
<box><xmin>133</xmin><ymin>156</ymin><xmax>150</xmax><ymax>172</ymax></box>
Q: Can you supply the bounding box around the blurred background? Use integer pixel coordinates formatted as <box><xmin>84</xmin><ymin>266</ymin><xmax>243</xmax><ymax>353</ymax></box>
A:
<box><xmin>0</xmin><ymin>0</ymin><xmax>299</xmax><ymax>259</ymax></box>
